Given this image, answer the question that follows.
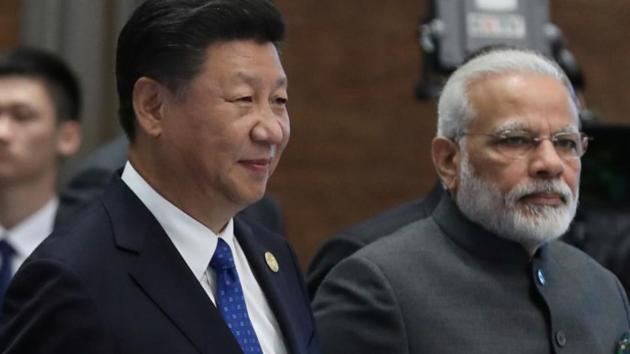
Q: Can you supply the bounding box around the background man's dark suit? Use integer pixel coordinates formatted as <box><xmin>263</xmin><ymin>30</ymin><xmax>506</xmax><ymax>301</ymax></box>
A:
<box><xmin>306</xmin><ymin>183</ymin><xmax>443</xmax><ymax>298</ymax></box>
<box><xmin>1</xmin><ymin>177</ymin><xmax>316</xmax><ymax>353</ymax></box>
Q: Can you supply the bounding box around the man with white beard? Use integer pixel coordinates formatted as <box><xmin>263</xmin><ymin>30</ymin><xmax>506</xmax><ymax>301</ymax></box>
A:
<box><xmin>313</xmin><ymin>49</ymin><xmax>630</xmax><ymax>354</ymax></box>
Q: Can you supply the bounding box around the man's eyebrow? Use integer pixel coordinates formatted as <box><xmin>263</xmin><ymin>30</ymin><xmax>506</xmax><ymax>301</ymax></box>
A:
<box><xmin>0</xmin><ymin>102</ymin><xmax>37</xmax><ymax>113</ymax></box>
<box><xmin>276</xmin><ymin>76</ymin><xmax>288</xmax><ymax>89</ymax></box>
<box><xmin>0</xmin><ymin>102</ymin><xmax>35</xmax><ymax>108</ymax></box>
<box><xmin>235</xmin><ymin>72</ymin><xmax>260</xmax><ymax>86</ymax></box>
<box><xmin>555</xmin><ymin>125</ymin><xmax>580</xmax><ymax>134</ymax></box>
<box><xmin>492</xmin><ymin>121</ymin><xmax>528</xmax><ymax>134</ymax></box>
<box><xmin>235</xmin><ymin>72</ymin><xmax>287</xmax><ymax>89</ymax></box>
<box><xmin>490</xmin><ymin>122</ymin><xmax>580</xmax><ymax>135</ymax></box>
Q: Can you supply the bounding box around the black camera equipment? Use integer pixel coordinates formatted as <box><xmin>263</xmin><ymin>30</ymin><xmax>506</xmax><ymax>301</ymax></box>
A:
<box><xmin>415</xmin><ymin>0</ymin><xmax>583</xmax><ymax>98</ymax></box>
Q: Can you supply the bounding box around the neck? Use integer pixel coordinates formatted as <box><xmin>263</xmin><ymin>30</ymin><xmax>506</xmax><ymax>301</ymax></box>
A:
<box><xmin>0</xmin><ymin>175</ymin><xmax>56</xmax><ymax>229</ymax></box>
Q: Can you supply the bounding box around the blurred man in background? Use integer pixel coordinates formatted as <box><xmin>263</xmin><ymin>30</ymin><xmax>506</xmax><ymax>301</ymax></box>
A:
<box><xmin>0</xmin><ymin>47</ymin><xmax>81</xmax><ymax>302</ymax></box>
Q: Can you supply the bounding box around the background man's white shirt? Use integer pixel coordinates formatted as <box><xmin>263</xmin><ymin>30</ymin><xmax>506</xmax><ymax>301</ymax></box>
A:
<box><xmin>0</xmin><ymin>198</ymin><xmax>58</xmax><ymax>274</ymax></box>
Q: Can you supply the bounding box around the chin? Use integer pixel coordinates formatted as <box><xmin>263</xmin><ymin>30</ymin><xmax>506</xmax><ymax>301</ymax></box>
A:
<box><xmin>232</xmin><ymin>186</ymin><xmax>267</xmax><ymax>208</ymax></box>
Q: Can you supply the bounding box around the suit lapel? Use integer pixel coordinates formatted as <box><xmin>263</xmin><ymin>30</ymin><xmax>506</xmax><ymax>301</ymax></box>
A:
<box><xmin>234</xmin><ymin>218</ymin><xmax>313</xmax><ymax>354</ymax></box>
<box><xmin>103</xmin><ymin>179</ymin><xmax>242</xmax><ymax>354</ymax></box>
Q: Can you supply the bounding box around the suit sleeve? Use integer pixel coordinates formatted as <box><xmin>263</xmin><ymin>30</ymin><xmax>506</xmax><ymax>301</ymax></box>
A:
<box><xmin>312</xmin><ymin>255</ymin><xmax>409</xmax><ymax>354</ymax></box>
<box><xmin>614</xmin><ymin>275</ymin><xmax>630</xmax><ymax>329</ymax></box>
<box><xmin>0</xmin><ymin>259</ymin><xmax>114</xmax><ymax>354</ymax></box>
<box><xmin>306</xmin><ymin>233</ymin><xmax>366</xmax><ymax>300</ymax></box>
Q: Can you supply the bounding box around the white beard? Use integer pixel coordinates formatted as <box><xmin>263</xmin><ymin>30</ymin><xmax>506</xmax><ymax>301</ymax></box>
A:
<box><xmin>455</xmin><ymin>151</ymin><xmax>578</xmax><ymax>253</ymax></box>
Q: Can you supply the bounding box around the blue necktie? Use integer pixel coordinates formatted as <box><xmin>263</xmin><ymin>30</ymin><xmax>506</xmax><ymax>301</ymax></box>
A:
<box><xmin>210</xmin><ymin>238</ymin><xmax>263</xmax><ymax>354</ymax></box>
<box><xmin>0</xmin><ymin>239</ymin><xmax>15</xmax><ymax>302</ymax></box>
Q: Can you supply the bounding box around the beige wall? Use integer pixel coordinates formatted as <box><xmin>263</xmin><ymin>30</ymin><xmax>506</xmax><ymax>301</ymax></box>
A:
<box><xmin>3</xmin><ymin>0</ymin><xmax>630</xmax><ymax>267</ymax></box>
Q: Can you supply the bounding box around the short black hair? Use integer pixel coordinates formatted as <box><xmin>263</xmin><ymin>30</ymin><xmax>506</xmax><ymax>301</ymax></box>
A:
<box><xmin>0</xmin><ymin>47</ymin><xmax>81</xmax><ymax>122</ymax></box>
<box><xmin>116</xmin><ymin>0</ymin><xmax>286</xmax><ymax>141</ymax></box>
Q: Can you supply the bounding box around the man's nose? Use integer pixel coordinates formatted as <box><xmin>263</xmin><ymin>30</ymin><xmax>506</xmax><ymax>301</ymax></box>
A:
<box><xmin>251</xmin><ymin>109</ymin><xmax>286</xmax><ymax>146</ymax></box>
<box><xmin>528</xmin><ymin>139</ymin><xmax>565</xmax><ymax>179</ymax></box>
<box><xmin>0</xmin><ymin>116</ymin><xmax>14</xmax><ymax>142</ymax></box>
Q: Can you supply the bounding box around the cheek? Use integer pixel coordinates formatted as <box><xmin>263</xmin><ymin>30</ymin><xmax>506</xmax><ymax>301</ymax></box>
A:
<box><xmin>281</xmin><ymin>120</ymin><xmax>290</xmax><ymax>146</ymax></box>
<box><xmin>22</xmin><ymin>125</ymin><xmax>59</xmax><ymax>152</ymax></box>
<box><xmin>473</xmin><ymin>157</ymin><xmax>525</xmax><ymax>193</ymax></box>
<box><xmin>500</xmin><ymin>165</ymin><xmax>528</xmax><ymax>190</ymax></box>
<box><xmin>16</xmin><ymin>131</ymin><xmax>59</xmax><ymax>173</ymax></box>
<box><xmin>564</xmin><ymin>164</ymin><xmax>581</xmax><ymax>195</ymax></box>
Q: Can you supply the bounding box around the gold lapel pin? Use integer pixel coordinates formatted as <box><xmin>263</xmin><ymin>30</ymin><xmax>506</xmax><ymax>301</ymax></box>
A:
<box><xmin>265</xmin><ymin>251</ymin><xmax>279</xmax><ymax>273</ymax></box>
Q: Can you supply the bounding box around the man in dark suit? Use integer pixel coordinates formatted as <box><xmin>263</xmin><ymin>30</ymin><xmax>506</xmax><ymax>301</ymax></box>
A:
<box><xmin>0</xmin><ymin>1</ymin><xmax>318</xmax><ymax>353</ymax></box>
<box><xmin>313</xmin><ymin>49</ymin><xmax>630</xmax><ymax>353</ymax></box>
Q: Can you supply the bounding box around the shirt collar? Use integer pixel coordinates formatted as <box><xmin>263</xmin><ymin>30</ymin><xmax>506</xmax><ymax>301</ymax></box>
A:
<box><xmin>0</xmin><ymin>198</ymin><xmax>58</xmax><ymax>258</ymax></box>
<box><xmin>121</xmin><ymin>161</ymin><xmax>234</xmax><ymax>281</ymax></box>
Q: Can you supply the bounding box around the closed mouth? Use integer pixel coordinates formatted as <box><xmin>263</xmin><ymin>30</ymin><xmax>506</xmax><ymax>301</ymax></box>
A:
<box><xmin>239</xmin><ymin>158</ymin><xmax>273</xmax><ymax>171</ymax></box>
<box><xmin>519</xmin><ymin>192</ymin><xmax>567</xmax><ymax>206</ymax></box>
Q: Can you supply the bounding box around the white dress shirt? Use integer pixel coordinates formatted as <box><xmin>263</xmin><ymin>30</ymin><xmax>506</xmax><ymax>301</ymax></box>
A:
<box><xmin>0</xmin><ymin>198</ymin><xmax>58</xmax><ymax>274</ymax></box>
<box><xmin>121</xmin><ymin>162</ymin><xmax>287</xmax><ymax>354</ymax></box>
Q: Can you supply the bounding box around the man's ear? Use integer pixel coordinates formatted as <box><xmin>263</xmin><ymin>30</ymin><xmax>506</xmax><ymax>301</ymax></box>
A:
<box><xmin>132</xmin><ymin>77</ymin><xmax>166</xmax><ymax>138</ymax></box>
<box><xmin>56</xmin><ymin>120</ymin><xmax>81</xmax><ymax>157</ymax></box>
<box><xmin>432</xmin><ymin>136</ymin><xmax>461</xmax><ymax>192</ymax></box>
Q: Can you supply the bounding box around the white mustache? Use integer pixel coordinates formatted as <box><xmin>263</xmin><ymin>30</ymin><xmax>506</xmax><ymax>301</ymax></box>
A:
<box><xmin>506</xmin><ymin>180</ymin><xmax>574</xmax><ymax>206</ymax></box>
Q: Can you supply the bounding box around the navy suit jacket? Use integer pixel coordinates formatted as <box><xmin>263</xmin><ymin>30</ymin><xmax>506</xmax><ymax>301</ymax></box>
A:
<box><xmin>0</xmin><ymin>177</ymin><xmax>317</xmax><ymax>354</ymax></box>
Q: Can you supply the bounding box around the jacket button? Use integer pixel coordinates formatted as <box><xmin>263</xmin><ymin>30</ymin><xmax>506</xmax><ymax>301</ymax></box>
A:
<box><xmin>555</xmin><ymin>330</ymin><xmax>567</xmax><ymax>347</ymax></box>
<box><xmin>536</xmin><ymin>269</ymin><xmax>546</xmax><ymax>286</ymax></box>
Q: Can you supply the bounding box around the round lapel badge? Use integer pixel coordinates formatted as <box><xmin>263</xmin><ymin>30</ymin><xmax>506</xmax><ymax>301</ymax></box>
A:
<box><xmin>265</xmin><ymin>251</ymin><xmax>279</xmax><ymax>273</ymax></box>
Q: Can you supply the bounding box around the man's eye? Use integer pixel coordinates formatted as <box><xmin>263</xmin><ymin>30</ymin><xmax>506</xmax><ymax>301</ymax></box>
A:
<box><xmin>273</xmin><ymin>97</ymin><xmax>288</xmax><ymax>105</ymax></box>
<box><xmin>554</xmin><ymin>137</ymin><xmax>578</xmax><ymax>151</ymax></box>
<box><xmin>11</xmin><ymin>107</ymin><xmax>37</xmax><ymax>122</ymax></box>
<box><xmin>498</xmin><ymin>135</ymin><xmax>532</xmax><ymax>147</ymax></box>
<box><xmin>236</xmin><ymin>96</ymin><xmax>253</xmax><ymax>103</ymax></box>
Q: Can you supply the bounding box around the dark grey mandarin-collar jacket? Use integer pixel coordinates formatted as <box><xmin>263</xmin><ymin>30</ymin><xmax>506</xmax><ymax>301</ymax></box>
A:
<box><xmin>314</xmin><ymin>194</ymin><xmax>630</xmax><ymax>354</ymax></box>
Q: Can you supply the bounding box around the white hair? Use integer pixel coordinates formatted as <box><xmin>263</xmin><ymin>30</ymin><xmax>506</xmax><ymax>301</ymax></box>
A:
<box><xmin>436</xmin><ymin>49</ymin><xmax>579</xmax><ymax>138</ymax></box>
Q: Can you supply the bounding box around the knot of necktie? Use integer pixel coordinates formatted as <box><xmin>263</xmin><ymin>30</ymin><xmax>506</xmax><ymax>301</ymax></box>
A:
<box><xmin>209</xmin><ymin>238</ymin><xmax>236</xmax><ymax>271</ymax></box>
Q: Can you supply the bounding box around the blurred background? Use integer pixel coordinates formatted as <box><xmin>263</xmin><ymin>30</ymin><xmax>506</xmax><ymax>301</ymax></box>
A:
<box><xmin>1</xmin><ymin>0</ymin><xmax>629</xmax><ymax>267</ymax></box>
